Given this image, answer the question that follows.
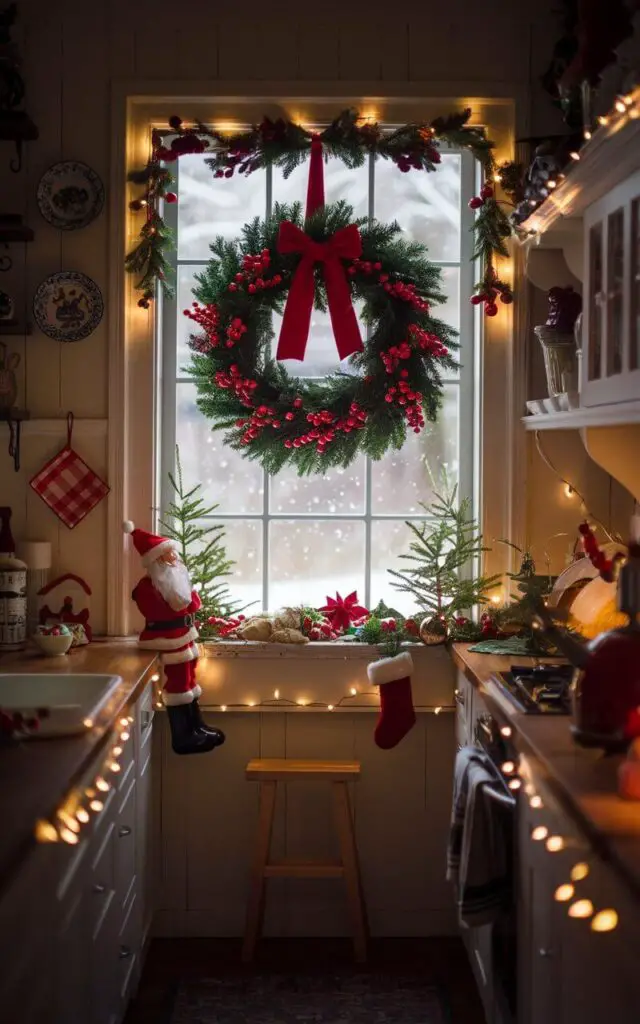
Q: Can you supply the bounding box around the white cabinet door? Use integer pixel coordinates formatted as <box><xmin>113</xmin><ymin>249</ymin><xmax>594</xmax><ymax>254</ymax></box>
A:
<box><xmin>582</xmin><ymin>170</ymin><xmax>640</xmax><ymax>405</ymax></box>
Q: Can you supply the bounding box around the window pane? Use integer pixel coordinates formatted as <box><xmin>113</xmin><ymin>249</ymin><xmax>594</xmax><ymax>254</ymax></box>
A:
<box><xmin>201</xmin><ymin>518</ymin><xmax>262</xmax><ymax>612</ymax></box>
<box><xmin>272</xmin><ymin>155</ymin><xmax>368</xmax><ymax>220</ymax></box>
<box><xmin>176</xmin><ymin>383</ymin><xmax>264</xmax><ymax>514</ymax></box>
<box><xmin>370</xmin><ymin>518</ymin><xmax>430</xmax><ymax>615</ymax></box>
<box><xmin>272</xmin><ymin>298</ymin><xmax>365</xmax><ymax>378</ymax></box>
<box><xmin>270</xmin><ymin>458</ymin><xmax>365</xmax><ymax>515</ymax></box>
<box><xmin>269</xmin><ymin>519</ymin><xmax>365</xmax><ymax>610</ymax></box>
<box><xmin>371</xmin><ymin>385</ymin><xmax>459</xmax><ymax>514</ymax></box>
<box><xmin>436</xmin><ymin>265</ymin><xmax>460</xmax><ymax>331</ymax></box>
<box><xmin>374</xmin><ymin>153</ymin><xmax>461</xmax><ymax>261</ymax></box>
<box><xmin>177</xmin><ymin>155</ymin><xmax>267</xmax><ymax>260</ymax></box>
<box><xmin>176</xmin><ymin>264</ymin><xmax>203</xmax><ymax>372</ymax></box>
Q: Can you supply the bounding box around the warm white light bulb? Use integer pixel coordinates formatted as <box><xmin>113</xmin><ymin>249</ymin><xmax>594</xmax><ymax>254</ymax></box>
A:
<box><xmin>570</xmin><ymin>151</ymin><xmax>581</xmax><ymax>161</ymax></box>
<box><xmin>273</xmin><ymin>689</ymin><xmax>280</xmax><ymax>700</ymax></box>
<box><xmin>112</xmin><ymin>746</ymin><xmax>123</xmax><ymax>757</ymax></box>
<box><xmin>35</xmin><ymin>819</ymin><xmax>59</xmax><ymax>843</ymax></box>
<box><xmin>583</xmin><ymin>129</ymin><xmax>592</xmax><ymax>140</ymax></box>
<box><xmin>247</xmin><ymin>700</ymin><xmax>255</xmax><ymax>707</ymax></box>
<box><xmin>83</xmin><ymin>717</ymin><xmax>94</xmax><ymax>729</ymax></box>
<box><xmin>110</xmin><ymin>761</ymin><xmax>121</xmax><ymax>774</ymax></box>
<box><xmin>597</xmin><ymin>115</ymin><xmax>609</xmax><ymax>126</ymax></box>
<box><xmin>151</xmin><ymin>673</ymin><xmax>160</xmax><ymax>682</ymax></box>
<box><xmin>591</xmin><ymin>909</ymin><xmax>618</xmax><ymax>932</ymax></box>
<box><xmin>501</xmin><ymin>761</ymin><xmax>515</xmax><ymax>775</ymax></box>
<box><xmin>327</xmin><ymin>704</ymin><xmax>334</xmax><ymax>711</ymax></box>
<box><xmin>120</xmin><ymin>730</ymin><xmax>130</xmax><ymax>742</ymax></box>
<box><xmin>491</xmin><ymin>594</ymin><xmax>502</xmax><ymax>605</ymax></box>
<box><xmin>568</xmin><ymin>899</ymin><xmax>594</xmax><ymax>919</ymax></box>
<box><xmin>555</xmin><ymin>883</ymin><xmax>575</xmax><ymax>902</ymax></box>
<box><xmin>500</xmin><ymin>726</ymin><xmax>512</xmax><ymax>738</ymax></box>
<box><xmin>76</xmin><ymin>808</ymin><xmax>90</xmax><ymax>824</ymax></box>
<box><xmin>221</xmin><ymin>705</ymin><xmax>227</xmax><ymax>712</ymax></box>
<box><xmin>615</xmin><ymin>98</ymin><xmax>626</xmax><ymax>113</ymax></box>
<box><xmin>570</xmin><ymin>862</ymin><xmax>590</xmax><ymax>882</ymax></box>
<box><xmin>546</xmin><ymin>835</ymin><xmax>565</xmax><ymax>853</ymax></box>
<box><xmin>96</xmin><ymin>777</ymin><xmax>110</xmax><ymax>793</ymax></box>
<box><xmin>119</xmin><ymin>717</ymin><xmax>129</xmax><ymax>727</ymax></box>
<box><xmin>530</xmin><ymin>795</ymin><xmax>543</xmax><ymax>809</ymax></box>
<box><xmin>508</xmin><ymin>778</ymin><xmax>522</xmax><ymax>791</ymax></box>
<box><xmin>434</xmin><ymin>706</ymin><xmax>442</xmax><ymax>715</ymax></box>
<box><xmin>532</xmin><ymin>826</ymin><xmax>549</xmax><ymax>841</ymax></box>
<box><xmin>89</xmin><ymin>799</ymin><xmax>103</xmax><ymax>813</ymax></box>
<box><xmin>60</xmin><ymin>827</ymin><xmax>79</xmax><ymax>845</ymax></box>
<box><xmin>547</xmin><ymin>179</ymin><xmax>557</xmax><ymax>189</ymax></box>
<box><xmin>350</xmin><ymin>687</ymin><xmax>357</xmax><ymax>696</ymax></box>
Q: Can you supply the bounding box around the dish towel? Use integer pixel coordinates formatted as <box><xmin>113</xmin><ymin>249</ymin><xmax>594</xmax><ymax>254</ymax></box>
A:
<box><xmin>447</xmin><ymin>746</ymin><xmax>511</xmax><ymax>927</ymax></box>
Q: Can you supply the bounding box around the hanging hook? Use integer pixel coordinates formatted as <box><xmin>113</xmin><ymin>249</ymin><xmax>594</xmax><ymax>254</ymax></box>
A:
<box><xmin>66</xmin><ymin>411</ymin><xmax>74</xmax><ymax>448</ymax></box>
<box><xmin>9</xmin><ymin>140</ymin><xmax>22</xmax><ymax>174</ymax></box>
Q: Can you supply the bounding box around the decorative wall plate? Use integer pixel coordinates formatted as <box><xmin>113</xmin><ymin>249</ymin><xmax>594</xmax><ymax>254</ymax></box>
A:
<box><xmin>37</xmin><ymin>161</ymin><xmax>104</xmax><ymax>230</ymax></box>
<box><xmin>33</xmin><ymin>271</ymin><xmax>103</xmax><ymax>342</ymax></box>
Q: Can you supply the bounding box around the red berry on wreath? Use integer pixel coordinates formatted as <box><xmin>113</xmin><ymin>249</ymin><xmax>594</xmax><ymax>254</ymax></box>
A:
<box><xmin>468</xmin><ymin>196</ymin><xmax>484</xmax><ymax>210</ymax></box>
<box><xmin>480</xmin><ymin>184</ymin><xmax>494</xmax><ymax>200</ymax></box>
<box><xmin>485</xmin><ymin>303</ymin><xmax>498</xmax><ymax>317</ymax></box>
<box><xmin>165</xmin><ymin>192</ymin><xmax>178</xmax><ymax>204</ymax></box>
<box><xmin>470</xmin><ymin>294</ymin><xmax>484</xmax><ymax>305</ymax></box>
<box><xmin>499</xmin><ymin>292</ymin><xmax>513</xmax><ymax>304</ymax></box>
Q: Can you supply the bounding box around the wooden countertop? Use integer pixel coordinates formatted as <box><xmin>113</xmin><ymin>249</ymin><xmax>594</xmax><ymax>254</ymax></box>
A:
<box><xmin>452</xmin><ymin>644</ymin><xmax>640</xmax><ymax>902</ymax></box>
<box><xmin>0</xmin><ymin>643</ymin><xmax>158</xmax><ymax>892</ymax></box>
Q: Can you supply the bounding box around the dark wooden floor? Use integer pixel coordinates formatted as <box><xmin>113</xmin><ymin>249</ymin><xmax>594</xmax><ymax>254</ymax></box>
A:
<box><xmin>124</xmin><ymin>937</ymin><xmax>485</xmax><ymax>1023</ymax></box>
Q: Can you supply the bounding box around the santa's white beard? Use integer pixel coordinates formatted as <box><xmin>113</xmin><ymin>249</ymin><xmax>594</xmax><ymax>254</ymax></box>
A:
<box><xmin>149</xmin><ymin>558</ymin><xmax>193</xmax><ymax>611</ymax></box>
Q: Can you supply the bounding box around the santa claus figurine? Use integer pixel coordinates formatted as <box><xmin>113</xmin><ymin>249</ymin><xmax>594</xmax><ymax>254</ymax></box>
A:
<box><xmin>124</xmin><ymin>521</ymin><xmax>225</xmax><ymax>755</ymax></box>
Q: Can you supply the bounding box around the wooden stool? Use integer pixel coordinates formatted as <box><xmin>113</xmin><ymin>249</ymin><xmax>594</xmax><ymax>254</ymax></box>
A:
<box><xmin>242</xmin><ymin>758</ymin><xmax>368</xmax><ymax>963</ymax></box>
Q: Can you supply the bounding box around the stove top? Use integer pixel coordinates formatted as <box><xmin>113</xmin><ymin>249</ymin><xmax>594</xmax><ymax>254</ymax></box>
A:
<box><xmin>492</xmin><ymin>664</ymin><xmax>574</xmax><ymax>714</ymax></box>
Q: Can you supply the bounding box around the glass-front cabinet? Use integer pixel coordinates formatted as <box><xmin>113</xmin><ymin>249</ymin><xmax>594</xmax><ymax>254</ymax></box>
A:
<box><xmin>582</xmin><ymin>170</ymin><xmax>640</xmax><ymax>405</ymax></box>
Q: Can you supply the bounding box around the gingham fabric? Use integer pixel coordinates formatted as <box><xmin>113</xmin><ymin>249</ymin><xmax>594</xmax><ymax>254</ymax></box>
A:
<box><xmin>30</xmin><ymin>445</ymin><xmax>109</xmax><ymax>530</ymax></box>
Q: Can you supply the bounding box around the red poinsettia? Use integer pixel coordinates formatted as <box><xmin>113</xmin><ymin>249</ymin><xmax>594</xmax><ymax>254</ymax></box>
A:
<box><xmin>318</xmin><ymin>591</ymin><xmax>368</xmax><ymax>631</ymax></box>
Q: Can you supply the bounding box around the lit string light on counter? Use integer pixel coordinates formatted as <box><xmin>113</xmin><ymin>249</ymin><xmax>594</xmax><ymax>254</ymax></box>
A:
<box><xmin>506</xmin><ymin>755</ymin><xmax>620</xmax><ymax>934</ymax></box>
<box><xmin>34</xmin><ymin>706</ymin><xmax>137</xmax><ymax>846</ymax></box>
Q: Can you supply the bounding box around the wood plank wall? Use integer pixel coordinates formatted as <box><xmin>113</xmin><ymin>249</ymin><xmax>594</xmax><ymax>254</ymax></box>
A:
<box><xmin>1</xmin><ymin>0</ymin><xmax>559</xmax><ymax>632</ymax></box>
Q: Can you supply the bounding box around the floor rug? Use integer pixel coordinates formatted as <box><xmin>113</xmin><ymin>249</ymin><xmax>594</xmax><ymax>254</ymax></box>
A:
<box><xmin>170</xmin><ymin>974</ymin><xmax>450</xmax><ymax>1024</ymax></box>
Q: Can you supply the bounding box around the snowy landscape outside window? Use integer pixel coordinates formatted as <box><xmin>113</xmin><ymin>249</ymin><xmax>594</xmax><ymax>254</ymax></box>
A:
<box><xmin>159</xmin><ymin>136</ymin><xmax>478</xmax><ymax>614</ymax></box>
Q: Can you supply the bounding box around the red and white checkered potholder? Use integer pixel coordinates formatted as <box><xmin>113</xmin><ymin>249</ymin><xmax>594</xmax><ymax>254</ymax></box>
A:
<box><xmin>30</xmin><ymin>413</ymin><xmax>109</xmax><ymax>529</ymax></box>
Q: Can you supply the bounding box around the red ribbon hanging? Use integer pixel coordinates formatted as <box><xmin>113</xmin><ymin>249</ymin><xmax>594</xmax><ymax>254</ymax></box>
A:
<box><xmin>275</xmin><ymin>133</ymin><xmax>364</xmax><ymax>363</ymax></box>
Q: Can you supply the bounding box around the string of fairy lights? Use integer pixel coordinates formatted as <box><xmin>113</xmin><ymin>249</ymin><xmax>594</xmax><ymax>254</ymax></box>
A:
<box><xmin>152</xmin><ymin>677</ymin><xmax>454</xmax><ymax>715</ymax></box>
<box><xmin>523</xmin><ymin>85</ymin><xmax>640</xmax><ymax>234</ymax></box>
<box><xmin>499</xmin><ymin>741</ymin><xmax>620</xmax><ymax>934</ymax></box>
<box><xmin>34</xmin><ymin>695</ymin><xmax>142</xmax><ymax>846</ymax></box>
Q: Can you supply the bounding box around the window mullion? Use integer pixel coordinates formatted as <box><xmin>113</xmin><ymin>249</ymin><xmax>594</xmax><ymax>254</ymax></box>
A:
<box><xmin>363</xmin><ymin>150</ymin><xmax>376</xmax><ymax>608</ymax></box>
<box><xmin>262</xmin><ymin>164</ymin><xmax>273</xmax><ymax>611</ymax></box>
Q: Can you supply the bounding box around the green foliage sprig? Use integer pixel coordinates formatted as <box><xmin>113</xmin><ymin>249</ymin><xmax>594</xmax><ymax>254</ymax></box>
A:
<box><xmin>125</xmin><ymin>108</ymin><xmax>512</xmax><ymax>309</ymax></box>
<box><xmin>160</xmin><ymin>447</ymin><xmax>244</xmax><ymax>638</ymax></box>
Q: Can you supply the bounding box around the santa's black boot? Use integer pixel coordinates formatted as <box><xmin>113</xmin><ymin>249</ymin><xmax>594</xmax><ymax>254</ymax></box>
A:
<box><xmin>190</xmin><ymin>699</ymin><xmax>226</xmax><ymax>746</ymax></box>
<box><xmin>166</xmin><ymin>703</ymin><xmax>222</xmax><ymax>755</ymax></box>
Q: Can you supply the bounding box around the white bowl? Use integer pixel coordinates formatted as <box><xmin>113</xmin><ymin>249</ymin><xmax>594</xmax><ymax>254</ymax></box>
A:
<box><xmin>32</xmin><ymin>633</ymin><xmax>73</xmax><ymax>657</ymax></box>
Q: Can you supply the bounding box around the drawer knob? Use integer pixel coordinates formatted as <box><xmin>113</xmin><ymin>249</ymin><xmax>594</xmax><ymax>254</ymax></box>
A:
<box><xmin>119</xmin><ymin>945</ymin><xmax>132</xmax><ymax>960</ymax></box>
<box><xmin>118</xmin><ymin>825</ymin><xmax>132</xmax><ymax>838</ymax></box>
<box><xmin>92</xmin><ymin>883</ymin><xmax>106</xmax><ymax>895</ymax></box>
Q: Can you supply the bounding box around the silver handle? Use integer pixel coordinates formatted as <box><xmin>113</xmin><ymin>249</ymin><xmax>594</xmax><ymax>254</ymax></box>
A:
<box><xmin>118</xmin><ymin>825</ymin><xmax>132</xmax><ymax>838</ymax></box>
<box><xmin>486</xmin><ymin>785</ymin><xmax>516</xmax><ymax>811</ymax></box>
<box><xmin>539</xmin><ymin>948</ymin><xmax>554</xmax><ymax>958</ymax></box>
<box><xmin>119</xmin><ymin>946</ymin><xmax>132</xmax><ymax>960</ymax></box>
<box><xmin>92</xmin><ymin>883</ymin><xmax>106</xmax><ymax>895</ymax></box>
<box><xmin>454</xmin><ymin>690</ymin><xmax>465</xmax><ymax>707</ymax></box>
<box><xmin>141</xmin><ymin>709</ymin><xmax>153</xmax><ymax>732</ymax></box>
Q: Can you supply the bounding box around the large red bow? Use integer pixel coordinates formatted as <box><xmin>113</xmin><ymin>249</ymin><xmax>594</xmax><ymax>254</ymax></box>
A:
<box><xmin>318</xmin><ymin>591</ymin><xmax>369</xmax><ymax>632</ymax></box>
<box><xmin>276</xmin><ymin>221</ymin><xmax>364</xmax><ymax>362</ymax></box>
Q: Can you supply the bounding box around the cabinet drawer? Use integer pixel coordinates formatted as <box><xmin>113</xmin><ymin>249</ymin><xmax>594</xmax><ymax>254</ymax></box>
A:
<box><xmin>137</xmin><ymin>682</ymin><xmax>156</xmax><ymax>757</ymax></box>
<box><xmin>116</xmin><ymin>774</ymin><xmax>137</xmax><ymax>906</ymax></box>
<box><xmin>89</xmin><ymin>820</ymin><xmax>117</xmax><ymax>940</ymax></box>
<box><xmin>118</xmin><ymin>889</ymin><xmax>140</xmax><ymax>1007</ymax></box>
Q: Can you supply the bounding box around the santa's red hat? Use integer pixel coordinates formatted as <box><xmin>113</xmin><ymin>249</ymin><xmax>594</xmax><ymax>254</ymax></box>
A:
<box><xmin>123</xmin><ymin>521</ymin><xmax>176</xmax><ymax>568</ymax></box>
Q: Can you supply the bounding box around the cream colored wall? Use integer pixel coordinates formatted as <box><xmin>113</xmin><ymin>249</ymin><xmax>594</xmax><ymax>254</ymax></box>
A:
<box><xmin>0</xmin><ymin>0</ymin><xmax>560</xmax><ymax>632</ymax></box>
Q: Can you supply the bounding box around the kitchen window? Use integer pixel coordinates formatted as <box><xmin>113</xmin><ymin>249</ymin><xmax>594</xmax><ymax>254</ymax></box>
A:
<box><xmin>158</xmin><ymin>137</ymin><xmax>479</xmax><ymax>613</ymax></box>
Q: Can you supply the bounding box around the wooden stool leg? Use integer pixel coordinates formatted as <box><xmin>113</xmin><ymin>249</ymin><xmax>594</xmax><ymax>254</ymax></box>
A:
<box><xmin>332</xmin><ymin>781</ymin><xmax>367</xmax><ymax>963</ymax></box>
<box><xmin>242</xmin><ymin>780</ymin><xmax>277</xmax><ymax>963</ymax></box>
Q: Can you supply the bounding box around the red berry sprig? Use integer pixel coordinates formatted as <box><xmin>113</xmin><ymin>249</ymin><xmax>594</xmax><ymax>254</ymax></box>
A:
<box><xmin>384</xmin><ymin>381</ymin><xmax>425</xmax><ymax>433</ymax></box>
<box><xmin>578</xmin><ymin>522</ymin><xmax>623</xmax><ymax>583</ymax></box>
<box><xmin>214</xmin><ymin>365</ymin><xmax>258</xmax><ymax>407</ymax></box>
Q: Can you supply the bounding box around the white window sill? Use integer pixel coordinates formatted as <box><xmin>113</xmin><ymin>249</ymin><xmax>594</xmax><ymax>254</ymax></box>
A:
<box><xmin>200</xmin><ymin>639</ymin><xmax>424</xmax><ymax>661</ymax></box>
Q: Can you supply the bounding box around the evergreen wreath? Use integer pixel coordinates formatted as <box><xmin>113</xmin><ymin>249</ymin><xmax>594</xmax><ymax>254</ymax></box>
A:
<box><xmin>126</xmin><ymin>108</ymin><xmax>513</xmax><ymax>313</ymax></box>
<box><xmin>185</xmin><ymin>198</ymin><xmax>458</xmax><ymax>474</ymax></box>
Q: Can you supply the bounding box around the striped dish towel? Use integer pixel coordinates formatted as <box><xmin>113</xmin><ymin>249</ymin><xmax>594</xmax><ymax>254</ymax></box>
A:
<box><xmin>447</xmin><ymin>746</ymin><xmax>511</xmax><ymax>927</ymax></box>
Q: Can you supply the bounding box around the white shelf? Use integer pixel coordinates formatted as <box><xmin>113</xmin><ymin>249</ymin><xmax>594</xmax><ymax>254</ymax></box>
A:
<box><xmin>523</xmin><ymin>400</ymin><xmax>640</xmax><ymax>431</ymax></box>
<box><xmin>520</xmin><ymin>91</ymin><xmax>640</xmax><ymax>237</ymax></box>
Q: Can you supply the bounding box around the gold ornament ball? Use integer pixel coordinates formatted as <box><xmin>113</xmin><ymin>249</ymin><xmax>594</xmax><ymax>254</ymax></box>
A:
<box><xmin>419</xmin><ymin>616</ymin><xmax>448</xmax><ymax>645</ymax></box>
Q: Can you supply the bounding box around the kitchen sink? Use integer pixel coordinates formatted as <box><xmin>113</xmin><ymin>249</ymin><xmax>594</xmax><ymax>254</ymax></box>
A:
<box><xmin>0</xmin><ymin>674</ymin><xmax>123</xmax><ymax>738</ymax></box>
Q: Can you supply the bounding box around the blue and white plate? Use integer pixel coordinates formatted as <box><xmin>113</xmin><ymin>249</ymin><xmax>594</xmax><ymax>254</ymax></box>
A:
<box><xmin>37</xmin><ymin>161</ymin><xmax>105</xmax><ymax>230</ymax></box>
<box><xmin>33</xmin><ymin>271</ymin><xmax>104</xmax><ymax>342</ymax></box>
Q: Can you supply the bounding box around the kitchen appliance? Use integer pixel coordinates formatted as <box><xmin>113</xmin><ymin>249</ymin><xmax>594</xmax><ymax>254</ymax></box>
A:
<box><xmin>472</xmin><ymin>710</ymin><xmax>518</xmax><ymax>1024</ymax></box>
<box><xmin>491</xmin><ymin>664</ymin><xmax>573</xmax><ymax>715</ymax></box>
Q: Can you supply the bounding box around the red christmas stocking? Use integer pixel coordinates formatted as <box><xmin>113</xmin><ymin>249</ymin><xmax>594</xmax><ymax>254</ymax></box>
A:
<box><xmin>368</xmin><ymin>652</ymin><xmax>416</xmax><ymax>749</ymax></box>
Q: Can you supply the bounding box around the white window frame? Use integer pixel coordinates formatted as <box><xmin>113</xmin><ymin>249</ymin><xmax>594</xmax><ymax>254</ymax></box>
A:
<box><xmin>109</xmin><ymin>89</ymin><xmax>523</xmax><ymax>637</ymax></box>
<box><xmin>158</xmin><ymin>141</ymin><xmax>479</xmax><ymax>612</ymax></box>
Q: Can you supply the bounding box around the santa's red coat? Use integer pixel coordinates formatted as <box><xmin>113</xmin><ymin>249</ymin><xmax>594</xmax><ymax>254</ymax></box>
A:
<box><xmin>132</xmin><ymin>576</ymin><xmax>201</xmax><ymax>664</ymax></box>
